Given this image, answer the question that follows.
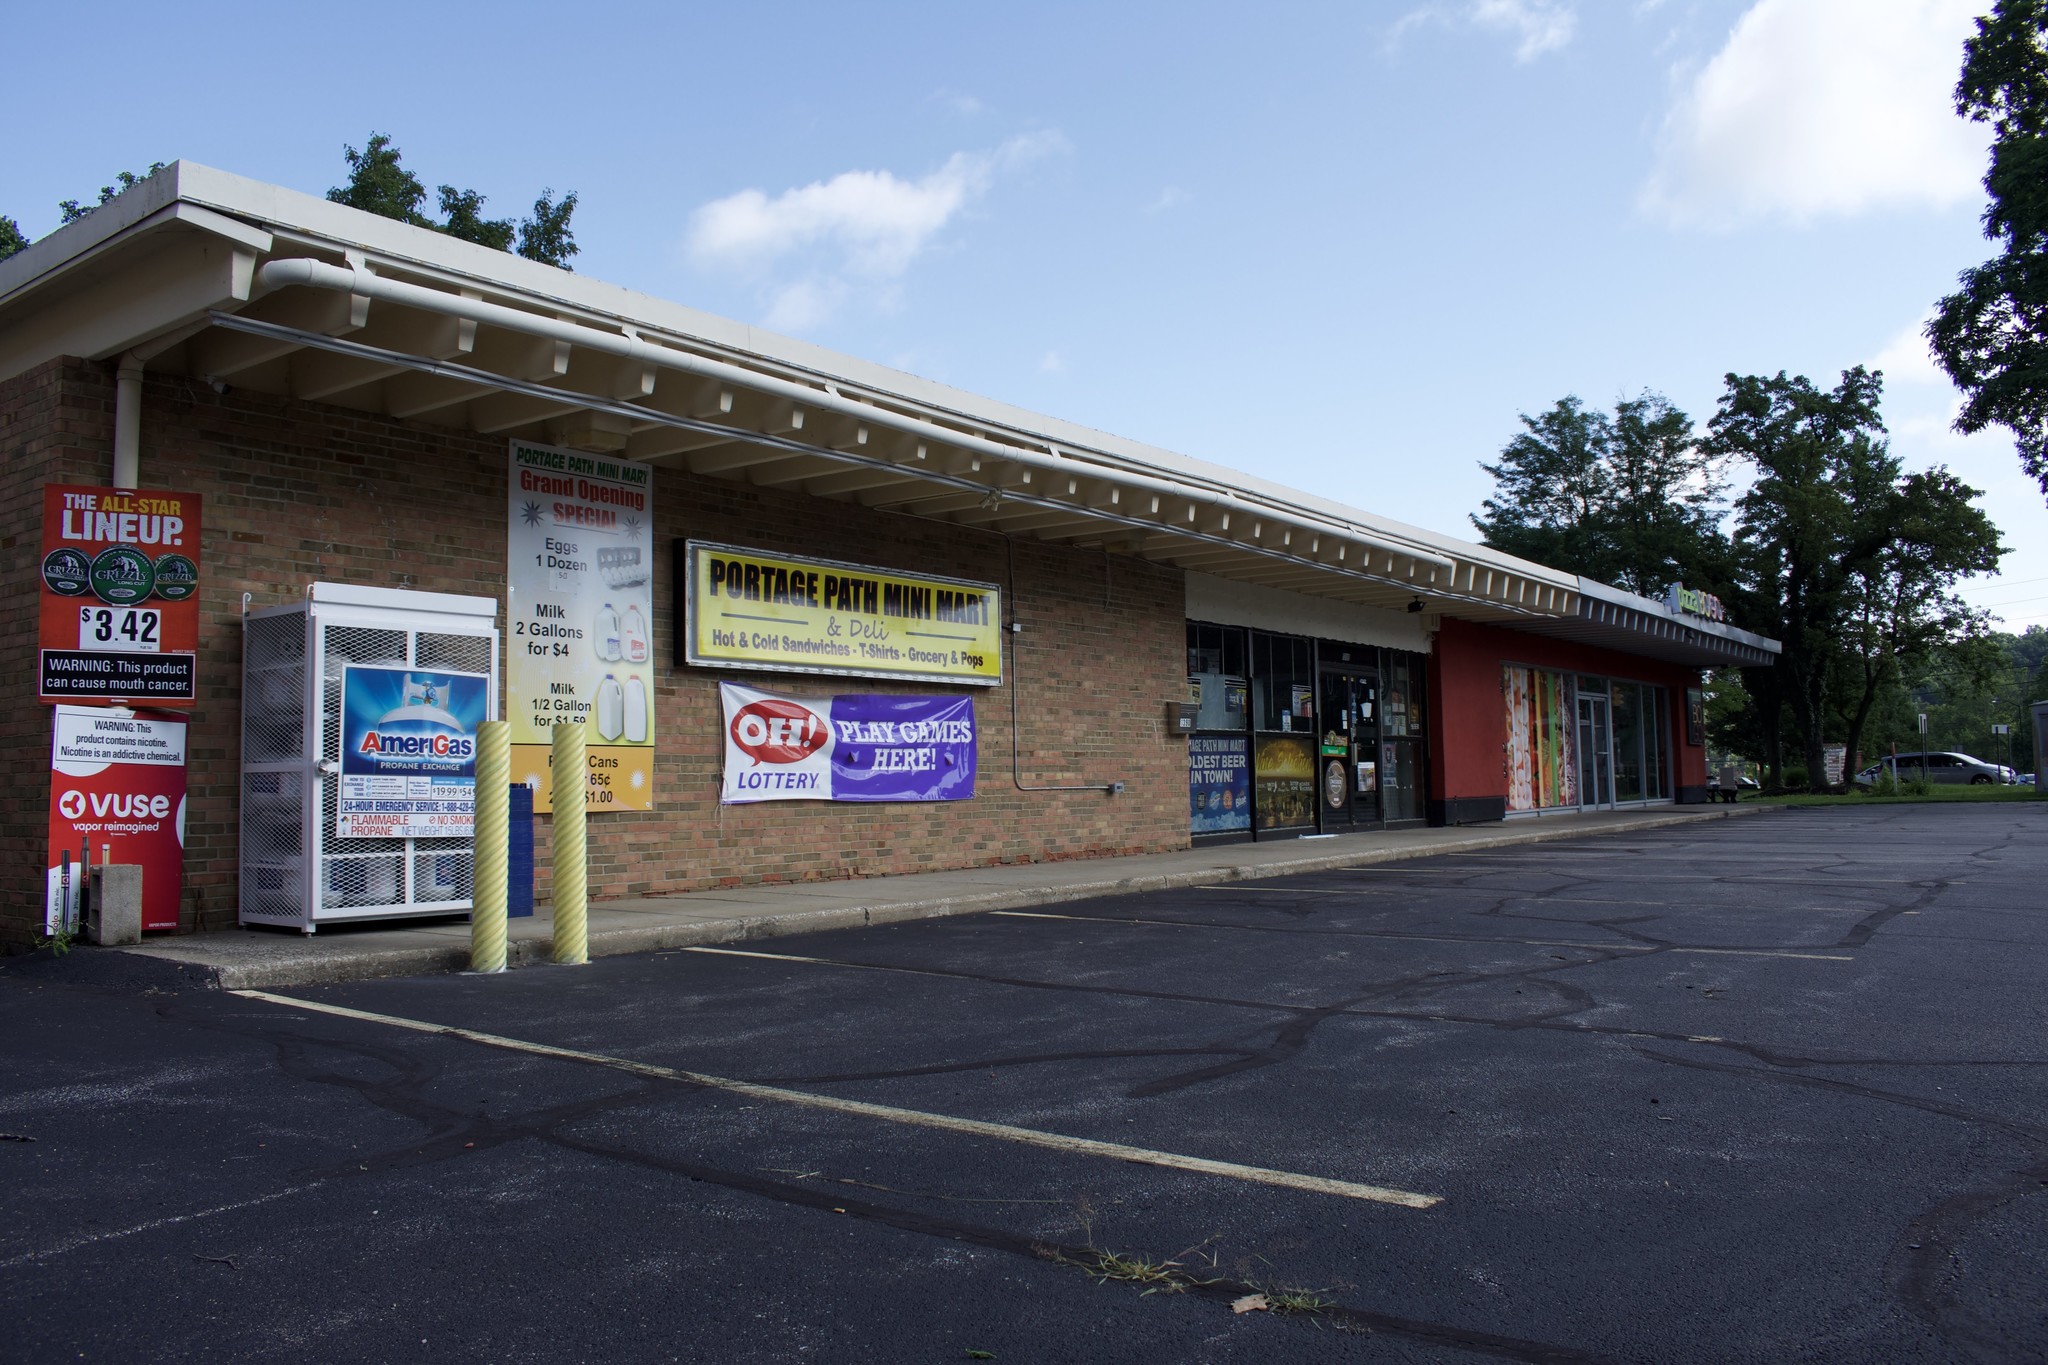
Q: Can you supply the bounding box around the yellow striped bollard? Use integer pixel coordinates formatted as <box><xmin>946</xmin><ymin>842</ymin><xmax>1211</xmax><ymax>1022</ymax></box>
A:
<box><xmin>550</xmin><ymin>720</ymin><xmax>589</xmax><ymax>965</ymax></box>
<box><xmin>470</xmin><ymin>720</ymin><xmax>509</xmax><ymax>973</ymax></box>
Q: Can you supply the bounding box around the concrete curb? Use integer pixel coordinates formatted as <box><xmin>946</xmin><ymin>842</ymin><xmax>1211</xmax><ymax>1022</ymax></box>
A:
<box><xmin>96</xmin><ymin>804</ymin><xmax>1771</xmax><ymax>992</ymax></box>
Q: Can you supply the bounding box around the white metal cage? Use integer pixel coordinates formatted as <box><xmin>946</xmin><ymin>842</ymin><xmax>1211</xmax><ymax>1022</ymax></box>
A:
<box><xmin>240</xmin><ymin>583</ymin><xmax>498</xmax><ymax>932</ymax></box>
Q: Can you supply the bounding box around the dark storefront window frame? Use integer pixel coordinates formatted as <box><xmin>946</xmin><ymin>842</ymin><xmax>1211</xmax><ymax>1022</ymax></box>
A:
<box><xmin>1187</xmin><ymin>620</ymin><xmax>1431</xmax><ymax>841</ymax></box>
<box><xmin>1513</xmin><ymin>667</ymin><xmax>1674</xmax><ymax>812</ymax></box>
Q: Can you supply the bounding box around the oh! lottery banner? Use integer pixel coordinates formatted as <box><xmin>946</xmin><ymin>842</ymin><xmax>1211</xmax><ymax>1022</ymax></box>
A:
<box><xmin>720</xmin><ymin>682</ymin><xmax>976</xmax><ymax>804</ymax></box>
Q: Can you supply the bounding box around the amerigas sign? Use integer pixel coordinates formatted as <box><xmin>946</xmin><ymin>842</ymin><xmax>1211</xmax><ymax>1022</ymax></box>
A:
<box><xmin>46</xmin><ymin>705</ymin><xmax>188</xmax><ymax>932</ymax></box>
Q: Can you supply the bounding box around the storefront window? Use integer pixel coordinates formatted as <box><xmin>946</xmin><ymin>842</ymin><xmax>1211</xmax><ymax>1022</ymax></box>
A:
<box><xmin>1612</xmin><ymin>681</ymin><xmax>1645</xmax><ymax>803</ymax></box>
<box><xmin>1186</xmin><ymin>621</ymin><xmax>1249</xmax><ymax>732</ymax></box>
<box><xmin>1250</xmin><ymin>633</ymin><xmax>1316</xmax><ymax>733</ymax></box>
<box><xmin>1251</xmin><ymin>632</ymin><xmax>1317</xmax><ymax>830</ymax></box>
<box><xmin>1380</xmin><ymin>651</ymin><xmax>1426</xmax><ymax>823</ymax></box>
<box><xmin>1645</xmin><ymin>688</ymin><xmax>1668</xmax><ymax>799</ymax></box>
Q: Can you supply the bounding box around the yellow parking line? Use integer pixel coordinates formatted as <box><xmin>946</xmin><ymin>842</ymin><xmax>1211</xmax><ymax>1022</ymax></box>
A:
<box><xmin>232</xmin><ymin>989</ymin><xmax>1440</xmax><ymax>1210</ymax></box>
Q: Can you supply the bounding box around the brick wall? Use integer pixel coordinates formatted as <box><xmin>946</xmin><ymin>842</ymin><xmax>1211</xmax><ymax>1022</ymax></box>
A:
<box><xmin>0</xmin><ymin>358</ymin><xmax>1190</xmax><ymax>945</ymax></box>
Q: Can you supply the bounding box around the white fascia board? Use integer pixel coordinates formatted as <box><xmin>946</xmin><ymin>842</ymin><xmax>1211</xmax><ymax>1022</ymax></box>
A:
<box><xmin>5</xmin><ymin>161</ymin><xmax>1573</xmax><ymax>595</ymax></box>
<box><xmin>159</xmin><ymin>165</ymin><xmax>1571</xmax><ymax>584</ymax></box>
<box><xmin>1575</xmin><ymin>576</ymin><xmax>1781</xmax><ymax>655</ymax></box>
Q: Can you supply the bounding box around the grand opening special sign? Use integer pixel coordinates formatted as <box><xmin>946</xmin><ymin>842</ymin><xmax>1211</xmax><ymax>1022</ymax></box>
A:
<box><xmin>507</xmin><ymin>440</ymin><xmax>656</xmax><ymax>812</ymax></box>
<box><xmin>40</xmin><ymin>485</ymin><xmax>202</xmax><ymax>705</ymax></box>
<box><xmin>720</xmin><ymin>682</ymin><xmax>976</xmax><ymax>803</ymax></box>
<box><xmin>336</xmin><ymin>666</ymin><xmax>487</xmax><ymax>838</ymax></box>
<box><xmin>47</xmin><ymin>706</ymin><xmax>187</xmax><ymax>932</ymax></box>
<box><xmin>685</xmin><ymin>542</ymin><xmax>1003</xmax><ymax>687</ymax></box>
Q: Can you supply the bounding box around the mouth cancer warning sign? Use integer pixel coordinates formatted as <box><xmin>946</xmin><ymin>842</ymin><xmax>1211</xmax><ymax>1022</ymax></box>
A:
<box><xmin>336</xmin><ymin>666</ymin><xmax>487</xmax><ymax>839</ymax></box>
<box><xmin>507</xmin><ymin>440</ymin><xmax>655</xmax><ymax>813</ymax></box>
<box><xmin>39</xmin><ymin>485</ymin><xmax>203</xmax><ymax>705</ymax></box>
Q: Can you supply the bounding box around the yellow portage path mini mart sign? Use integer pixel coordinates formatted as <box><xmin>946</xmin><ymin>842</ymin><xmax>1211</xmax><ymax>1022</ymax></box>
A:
<box><xmin>684</xmin><ymin>541</ymin><xmax>1003</xmax><ymax>686</ymax></box>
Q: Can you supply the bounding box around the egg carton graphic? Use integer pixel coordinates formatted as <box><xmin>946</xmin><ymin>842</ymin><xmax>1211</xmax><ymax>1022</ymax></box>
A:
<box><xmin>597</xmin><ymin>545</ymin><xmax>648</xmax><ymax>589</ymax></box>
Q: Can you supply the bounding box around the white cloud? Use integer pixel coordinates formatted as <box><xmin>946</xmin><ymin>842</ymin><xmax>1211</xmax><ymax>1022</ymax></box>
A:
<box><xmin>1640</xmin><ymin>0</ymin><xmax>1988</xmax><ymax>229</ymax></box>
<box><xmin>1038</xmin><ymin>350</ymin><xmax>1065</xmax><ymax>374</ymax></box>
<box><xmin>1388</xmin><ymin>2</ymin><xmax>1576</xmax><ymax>63</ymax></box>
<box><xmin>1145</xmin><ymin>186</ymin><xmax>1191</xmax><ymax>214</ymax></box>
<box><xmin>1473</xmin><ymin>0</ymin><xmax>1576</xmax><ymax>61</ymax></box>
<box><xmin>1869</xmin><ymin>313</ymin><xmax>1948</xmax><ymax>389</ymax></box>
<box><xmin>685</xmin><ymin>132</ymin><xmax>1066</xmax><ymax>328</ymax></box>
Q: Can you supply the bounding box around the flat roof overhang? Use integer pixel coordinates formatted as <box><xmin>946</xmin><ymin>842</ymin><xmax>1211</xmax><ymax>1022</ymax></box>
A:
<box><xmin>0</xmin><ymin>163</ymin><xmax>1777</xmax><ymax>669</ymax></box>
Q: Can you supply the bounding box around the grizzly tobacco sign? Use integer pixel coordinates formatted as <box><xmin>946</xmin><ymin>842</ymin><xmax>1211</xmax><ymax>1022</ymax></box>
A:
<box><xmin>39</xmin><ymin>485</ymin><xmax>203</xmax><ymax>705</ymax></box>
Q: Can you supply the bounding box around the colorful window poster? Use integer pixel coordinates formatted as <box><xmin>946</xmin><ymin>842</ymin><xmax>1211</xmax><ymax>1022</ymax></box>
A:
<box><xmin>47</xmin><ymin>705</ymin><xmax>187</xmax><ymax>932</ymax></box>
<box><xmin>508</xmin><ymin>440</ymin><xmax>656</xmax><ymax>812</ymax></box>
<box><xmin>336</xmin><ymin>667</ymin><xmax>487</xmax><ymax>839</ymax></box>
<box><xmin>1189</xmin><ymin>734</ymin><xmax>1251</xmax><ymax>834</ymax></box>
<box><xmin>719</xmin><ymin>682</ymin><xmax>976</xmax><ymax>803</ymax></box>
<box><xmin>1254</xmin><ymin>734</ymin><xmax>1316</xmax><ymax>830</ymax></box>
<box><xmin>1503</xmin><ymin>665</ymin><xmax>1578</xmax><ymax>812</ymax></box>
<box><xmin>39</xmin><ymin>485</ymin><xmax>202</xmax><ymax>705</ymax></box>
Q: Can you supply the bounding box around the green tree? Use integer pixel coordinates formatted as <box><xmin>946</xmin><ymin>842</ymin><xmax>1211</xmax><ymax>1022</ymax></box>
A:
<box><xmin>328</xmin><ymin>135</ymin><xmax>432</xmax><ymax>226</ymax></box>
<box><xmin>1929</xmin><ymin>0</ymin><xmax>2048</xmax><ymax>502</ymax></box>
<box><xmin>1708</xmin><ymin>367</ymin><xmax>2003</xmax><ymax>791</ymax></box>
<box><xmin>516</xmin><ymin>189</ymin><xmax>579</xmax><ymax>269</ymax></box>
<box><xmin>0</xmin><ymin>215</ymin><xmax>26</xmax><ymax>262</ymax></box>
<box><xmin>327</xmin><ymin>133</ymin><xmax>578</xmax><ymax>268</ymax></box>
<box><xmin>1472</xmin><ymin>391</ymin><xmax>1727</xmax><ymax>596</ymax></box>
<box><xmin>436</xmin><ymin>185</ymin><xmax>515</xmax><ymax>251</ymax></box>
<box><xmin>1831</xmin><ymin>465</ymin><xmax>2002</xmax><ymax>773</ymax></box>
<box><xmin>58</xmin><ymin>164</ymin><xmax>169</xmax><ymax>224</ymax></box>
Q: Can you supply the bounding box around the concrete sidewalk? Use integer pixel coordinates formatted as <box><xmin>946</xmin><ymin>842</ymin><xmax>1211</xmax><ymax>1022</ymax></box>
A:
<box><xmin>103</xmin><ymin>804</ymin><xmax>1766</xmax><ymax>990</ymax></box>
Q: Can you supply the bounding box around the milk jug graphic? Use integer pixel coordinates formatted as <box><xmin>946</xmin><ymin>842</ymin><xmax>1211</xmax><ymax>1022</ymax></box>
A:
<box><xmin>595</xmin><ymin>674</ymin><xmax>625</xmax><ymax>741</ymax></box>
<box><xmin>595</xmin><ymin>604</ymin><xmax>622</xmax><ymax>662</ymax></box>
<box><xmin>623</xmin><ymin>675</ymin><xmax>648</xmax><ymax>743</ymax></box>
<box><xmin>622</xmin><ymin>604</ymin><xmax>648</xmax><ymax>664</ymax></box>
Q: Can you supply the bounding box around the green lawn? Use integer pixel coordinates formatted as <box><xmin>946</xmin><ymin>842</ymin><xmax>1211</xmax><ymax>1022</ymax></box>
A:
<box><xmin>1744</xmin><ymin>784</ymin><xmax>2046</xmax><ymax>807</ymax></box>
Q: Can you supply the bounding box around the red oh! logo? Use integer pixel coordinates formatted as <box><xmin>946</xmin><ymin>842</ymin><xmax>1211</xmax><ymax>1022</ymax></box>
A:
<box><xmin>731</xmin><ymin>699</ymin><xmax>828</xmax><ymax>765</ymax></box>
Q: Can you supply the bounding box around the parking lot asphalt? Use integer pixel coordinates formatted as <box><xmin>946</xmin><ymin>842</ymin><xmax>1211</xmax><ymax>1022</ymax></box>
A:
<box><xmin>4</xmin><ymin>803</ymin><xmax>2044</xmax><ymax>1363</ymax></box>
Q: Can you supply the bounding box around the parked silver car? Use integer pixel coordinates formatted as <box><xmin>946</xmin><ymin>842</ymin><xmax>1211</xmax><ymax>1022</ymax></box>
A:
<box><xmin>1854</xmin><ymin>752</ymin><xmax>2016</xmax><ymax>786</ymax></box>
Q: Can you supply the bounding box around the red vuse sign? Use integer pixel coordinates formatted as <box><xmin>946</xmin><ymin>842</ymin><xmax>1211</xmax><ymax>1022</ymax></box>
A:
<box><xmin>47</xmin><ymin>705</ymin><xmax>187</xmax><ymax>932</ymax></box>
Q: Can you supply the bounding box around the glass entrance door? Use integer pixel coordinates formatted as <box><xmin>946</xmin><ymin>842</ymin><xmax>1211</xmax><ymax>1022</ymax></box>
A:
<box><xmin>1577</xmin><ymin>692</ymin><xmax>1612</xmax><ymax>808</ymax></box>
<box><xmin>1316</xmin><ymin>669</ymin><xmax>1379</xmax><ymax>829</ymax></box>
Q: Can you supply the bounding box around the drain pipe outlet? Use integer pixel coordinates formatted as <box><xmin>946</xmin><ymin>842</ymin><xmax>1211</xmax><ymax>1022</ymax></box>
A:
<box><xmin>113</xmin><ymin>353</ymin><xmax>144</xmax><ymax>489</ymax></box>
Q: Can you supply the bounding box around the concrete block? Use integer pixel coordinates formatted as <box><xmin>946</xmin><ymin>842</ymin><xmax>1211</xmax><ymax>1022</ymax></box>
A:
<box><xmin>89</xmin><ymin>866</ymin><xmax>143</xmax><ymax>946</ymax></box>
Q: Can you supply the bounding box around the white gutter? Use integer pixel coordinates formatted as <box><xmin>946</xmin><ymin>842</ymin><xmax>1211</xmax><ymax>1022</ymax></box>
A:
<box><xmin>255</xmin><ymin>257</ymin><xmax>1462</xmax><ymax>578</ymax></box>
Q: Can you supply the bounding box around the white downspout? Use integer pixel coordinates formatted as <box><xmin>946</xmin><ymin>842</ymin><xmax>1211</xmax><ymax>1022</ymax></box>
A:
<box><xmin>113</xmin><ymin>352</ymin><xmax>144</xmax><ymax>489</ymax></box>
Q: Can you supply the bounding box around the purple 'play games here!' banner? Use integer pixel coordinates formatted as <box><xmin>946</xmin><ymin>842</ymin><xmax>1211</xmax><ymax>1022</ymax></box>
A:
<box><xmin>720</xmin><ymin>682</ymin><xmax>977</xmax><ymax>803</ymax></box>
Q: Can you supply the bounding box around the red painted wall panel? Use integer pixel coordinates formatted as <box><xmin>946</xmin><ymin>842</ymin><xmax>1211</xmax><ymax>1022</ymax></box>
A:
<box><xmin>1427</xmin><ymin>617</ymin><xmax>1709</xmax><ymax>809</ymax></box>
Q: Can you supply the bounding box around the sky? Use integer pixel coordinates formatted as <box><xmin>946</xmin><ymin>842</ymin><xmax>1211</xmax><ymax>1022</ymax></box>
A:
<box><xmin>7</xmin><ymin>0</ymin><xmax>2045</xmax><ymax>636</ymax></box>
